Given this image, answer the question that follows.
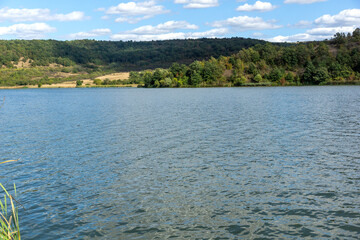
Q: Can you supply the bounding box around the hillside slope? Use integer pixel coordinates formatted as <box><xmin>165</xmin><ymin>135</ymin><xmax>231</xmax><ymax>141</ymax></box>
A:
<box><xmin>0</xmin><ymin>37</ymin><xmax>265</xmax><ymax>70</ymax></box>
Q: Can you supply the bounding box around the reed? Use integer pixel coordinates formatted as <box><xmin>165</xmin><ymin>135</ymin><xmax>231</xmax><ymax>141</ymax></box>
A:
<box><xmin>0</xmin><ymin>181</ymin><xmax>20</xmax><ymax>240</ymax></box>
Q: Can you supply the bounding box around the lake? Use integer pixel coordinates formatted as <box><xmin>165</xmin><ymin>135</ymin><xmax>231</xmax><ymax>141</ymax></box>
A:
<box><xmin>0</xmin><ymin>86</ymin><xmax>359</xmax><ymax>239</ymax></box>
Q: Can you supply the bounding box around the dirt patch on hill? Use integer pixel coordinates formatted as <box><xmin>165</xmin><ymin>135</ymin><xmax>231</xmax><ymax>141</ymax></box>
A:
<box><xmin>97</xmin><ymin>72</ymin><xmax>130</xmax><ymax>80</ymax></box>
<box><xmin>13</xmin><ymin>57</ymin><xmax>31</xmax><ymax>68</ymax></box>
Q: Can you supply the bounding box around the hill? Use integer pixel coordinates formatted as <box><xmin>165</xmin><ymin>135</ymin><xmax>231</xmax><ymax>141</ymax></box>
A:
<box><xmin>0</xmin><ymin>37</ymin><xmax>265</xmax><ymax>70</ymax></box>
<box><xmin>127</xmin><ymin>28</ymin><xmax>360</xmax><ymax>87</ymax></box>
<box><xmin>0</xmin><ymin>29</ymin><xmax>359</xmax><ymax>88</ymax></box>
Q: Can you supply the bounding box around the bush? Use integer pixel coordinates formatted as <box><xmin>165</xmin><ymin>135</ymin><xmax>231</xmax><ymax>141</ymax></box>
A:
<box><xmin>234</xmin><ymin>76</ymin><xmax>247</xmax><ymax>86</ymax></box>
<box><xmin>76</xmin><ymin>80</ymin><xmax>83</xmax><ymax>86</ymax></box>
<box><xmin>93</xmin><ymin>79</ymin><xmax>102</xmax><ymax>85</ymax></box>
<box><xmin>254</xmin><ymin>74</ymin><xmax>263</xmax><ymax>82</ymax></box>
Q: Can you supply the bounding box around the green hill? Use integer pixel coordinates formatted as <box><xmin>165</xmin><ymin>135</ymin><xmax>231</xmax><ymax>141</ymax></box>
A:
<box><xmin>0</xmin><ymin>29</ymin><xmax>359</xmax><ymax>87</ymax></box>
<box><xmin>0</xmin><ymin>37</ymin><xmax>265</xmax><ymax>70</ymax></box>
<box><xmin>128</xmin><ymin>28</ymin><xmax>360</xmax><ymax>87</ymax></box>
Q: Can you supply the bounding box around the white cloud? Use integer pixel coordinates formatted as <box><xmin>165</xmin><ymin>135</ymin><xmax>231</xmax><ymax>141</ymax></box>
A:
<box><xmin>314</xmin><ymin>9</ymin><xmax>360</xmax><ymax>27</ymax></box>
<box><xmin>174</xmin><ymin>0</ymin><xmax>219</xmax><ymax>9</ymax></box>
<box><xmin>114</xmin><ymin>16</ymin><xmax>153</xmax><ymax>24</ymax></box>
<box><xmin>236</xmin><ymin>1</ymin><xmax>276</xmax><ymax>12</ymax></box>
<box><xmin>126</xmin><ymin>21</ymin><xmax>198</xmax><ymax>35</ymax></box>
<box><xmin>102</xmin><ymin>1</ymin><xmax>168</xmax><ymax>23</ymax></box>
<box><xmin>110</xmin><ymin>28</ymin><xmax>228</xmax><ymax>41</ymax></box>
<box><xmin>0</xmin><ymin>8</ymin><xmax>85</xmax><ymax>22</ymax></box>
<box><xmin>284</xmin><ymin>0</ymin><xmax>327</xmax><ymax>4</ymax></box>
<box><xmin>188</xmin><ymin>28</ymin><xmax>228</xmax><ymax>38</ymax></box>
<box><xmin>273</xmin><ymin>8</ymin><xmax>360</xmax><ymax>42</ymax></box>
<box><xmin>111</xmin><ymin>32</ymin><xmax>185</xmax><ymax>41</ymax></box>
<box><xmin>212</xmin><ymin>16</ymin><xmax>281</xmax><ymax>30</ymax></box>
<box><xmin>269</xmin><ymin>26</ymin><xmax>356</xmax><ymax>42</ymax></box>
<box><xmin>293</xmin><ymin>20</ymin><xmax>312</xmax><ymax>28</ymax></box>
<box><xmin>0</xmin><ymin>23</ymin><xmax>55</xmax><ymax>39</ymax></box>
<box><xmin>306</xmin><ymin>26</ymin><xmax>355</xmax><ymax>35</ymax></box>
<box><xmin>69</xmin><ymin>29</ymin><xmax>112</xmax><ymax>39</ymax></box>
<box><xmin>252</xmin><ymin>32</ymin><xmax>265</xmax><ymax>37</ymax></box>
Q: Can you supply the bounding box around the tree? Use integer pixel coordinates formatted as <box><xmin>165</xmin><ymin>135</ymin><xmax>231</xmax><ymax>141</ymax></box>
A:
<box><xmin>234</xmin><ymin>76</ymin><xmax>247</xmax><ymax>86</ymax></box>
<box><xmin>93</xmin><ymin>79</ymin><xmax>102</xmax><ymax>85</ymax></box>
<box><xmin>303</xmin><ymin>61</ymin><xmax>316</xmax><ymax>84</ymax></box>
<box><xmin>332</xmin><ymin>32</ymin><xmax>346</xmax><ymax>44</ymax></box>
<box><xmin>254</xmin><ymin>74</ymin><xmax>263</xmax><ymax>82</ymax></box>
<box><xmin>246</xmin><ymin>62</ymin><xmax>259</xmax><ymax>75</ymax></box>
<box><xmin>268</xmin><ymin>68</ymin><xmax>283</xmax><ymax>82</ymax></box>
<box><xmin>313</xmin><ymin>67</ymin><xmax>329</xmax><ymax>84</ymax></box>
<box><xmin>285</xmin><ymin>72</ymin><xmax>294</xmax><ymax>83</ymax></box>
<box><xmin>202</xmin><ymin>58</ymin><xmax>223</xmax><ymax>83</ymax></box>
<box><xmin>352</xmin><ymin>28</ymin><xmax>360</xmax><ymax>39</ymax></box>
<box><xmin>76</xmin><ymin>80</ymin><xmax>83</xmax><ymax>86</ymax></box>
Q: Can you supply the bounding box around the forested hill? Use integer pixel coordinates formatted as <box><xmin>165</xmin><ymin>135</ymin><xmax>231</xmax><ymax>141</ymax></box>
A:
<box><xmin>1</xmin><ymin>30</ymin><xmax>359</xmax><ymax>87</ymax></box>
<box><xmin>129</xmin><ymin>29</ymin><xmax>360</xmax><ymax>87</ymax></box>
<box><xmin>0</xmin><ymin>37</ymin><xmax>266</xmax><ymax>70</ymax></box>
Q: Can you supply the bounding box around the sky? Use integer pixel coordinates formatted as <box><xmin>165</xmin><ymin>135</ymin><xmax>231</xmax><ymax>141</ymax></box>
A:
<box><xmin>0</xmin><ymin>0</ymin><xmax>359</xmax><ymax>42</ymax></box>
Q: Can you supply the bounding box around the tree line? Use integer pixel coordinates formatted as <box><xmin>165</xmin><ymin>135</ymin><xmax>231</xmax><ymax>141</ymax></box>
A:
<box><xmin>129</xmin><ymin>28</ymin><xmax>360</xmax><ymax>87</ymax></box>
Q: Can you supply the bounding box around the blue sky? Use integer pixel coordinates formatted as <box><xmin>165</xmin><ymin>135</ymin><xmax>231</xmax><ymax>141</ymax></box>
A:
<box><xmin>0</xmin><ymin>0</ymin><xmax>359</xmax><ymax>42</ymax></box>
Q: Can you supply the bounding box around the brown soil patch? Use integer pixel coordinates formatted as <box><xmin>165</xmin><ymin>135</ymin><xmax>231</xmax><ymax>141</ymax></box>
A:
<box><xmin>97</xmin><ymin>72</ymin><xmax>130</xmax><ymax>81</ymax></box>
<box><xmin>13</xmin><ymin>57</ymin><xmax>31</xmax><ymax>68</ymax></box>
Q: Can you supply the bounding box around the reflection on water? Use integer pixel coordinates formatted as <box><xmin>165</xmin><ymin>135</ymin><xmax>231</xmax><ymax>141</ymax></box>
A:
<box><xmin>0</xmin><ymin>86</ymin><xmax>359</xmax><ymax>239</ymax></box>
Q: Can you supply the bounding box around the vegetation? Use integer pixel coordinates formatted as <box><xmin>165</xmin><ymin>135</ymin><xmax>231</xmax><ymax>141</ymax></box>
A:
<box><xmin>0</xmin><ymin>37</ymin><xmax>265</xmax><ymax>87</ymax></box>
<box><xmin>0</xmin><ymin>37</ymin><xmax>264</xmax><ymax>70</ymax></box>
<box><xmin>129</xmin><ymin>28</ymin><xmax>360</xmax><ymax>87</ymax></box>
<box><xmin>0</xmin><ymin>66</ymin><xmax>109</xmax><ymax>87</ymax></box>
<box><xmin>0</xmin><ymin>29</ymin><xmax>359</xmax><ymax>88</ymax></box>
<box><xmin>0</xmin><ymin>181</ymin><xmax>20</xmax><ymax>240</ymax></box>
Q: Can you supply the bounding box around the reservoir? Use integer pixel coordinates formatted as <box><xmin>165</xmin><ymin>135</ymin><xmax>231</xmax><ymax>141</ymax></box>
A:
<box><xmin>0</xmin><ymin>86</ymin><xmax>359</xmax><ymax>239</ymax></box>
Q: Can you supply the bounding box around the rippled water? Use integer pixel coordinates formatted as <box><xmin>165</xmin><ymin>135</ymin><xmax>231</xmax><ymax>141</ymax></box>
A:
<box><xmin>0</xmin><ymin>86</ymin><xmax>359</xmax><ymax>239</ymax></box>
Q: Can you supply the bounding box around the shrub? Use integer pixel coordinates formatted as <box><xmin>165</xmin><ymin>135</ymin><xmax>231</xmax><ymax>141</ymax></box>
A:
<box><xmin>0</xmin><ymin>182</ymin><xmax>20</xmax><ymax>240</ymax></box>
<box><xmin>76</xmin><ymin>80</ymin><xmax>83</xmax><ymax>86</ymax></box>
<box><xmin>254</xmin><ymin>74</ymin><xmax>263</xmax><ymax>82</ymax></box>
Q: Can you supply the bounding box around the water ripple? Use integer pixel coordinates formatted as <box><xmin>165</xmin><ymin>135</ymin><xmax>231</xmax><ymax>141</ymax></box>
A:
<box><xmin>0</xmin><ymin>86</ymin><xmax>359</xmax><ymax>239</ymax></box>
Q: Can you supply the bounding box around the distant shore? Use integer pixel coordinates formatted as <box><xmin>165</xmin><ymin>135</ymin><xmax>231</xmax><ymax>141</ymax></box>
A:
<box><xmin>1</xmin><ymin>82</ymin><xmax>360</xmax><ymax>90</ymax></box>
<box><xmin>0</xmin><ymin>72</ymin><xmax>137</xmax><ymax>89</ymax></box>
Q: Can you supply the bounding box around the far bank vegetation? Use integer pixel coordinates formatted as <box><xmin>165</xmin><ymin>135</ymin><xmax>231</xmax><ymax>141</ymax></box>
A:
<box><xmin>0</xmin><ymin>29</ymin><xmax>359</xmax><ymax>87</ymax></box>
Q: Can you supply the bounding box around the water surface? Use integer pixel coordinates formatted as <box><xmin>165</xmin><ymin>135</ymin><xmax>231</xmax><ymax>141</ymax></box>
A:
<box><xmin>0</xmin><ymin>86</ymin><xmax>359</xmax><ymax>239</ymax></box>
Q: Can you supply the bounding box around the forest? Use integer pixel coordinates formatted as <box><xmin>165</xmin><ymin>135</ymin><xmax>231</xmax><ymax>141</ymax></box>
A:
<box><xmin>0</xmin><ymin>37</ymin><xmax>265</xmax><ymax>86</ymax></box>
<box><xmin>129</xmin><ymin>29</ymin><xmax>360</xmax><ymax>87</ymax></box>
<box><xmin>0</xmin><ymin>37</ymin><xmax>265</xmax><ymax>70</ymax></box>
<box><xmin>0</xmin><ymin>28</ymin><xmax>359</xmax><ymax>87</ymax></box>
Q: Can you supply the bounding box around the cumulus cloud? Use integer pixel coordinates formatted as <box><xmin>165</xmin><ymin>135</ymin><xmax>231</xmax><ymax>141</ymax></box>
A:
<box><xmin>174</xmin><ymin>0</ymin><xmax>219</xmax><ymax>9</ymax></box>
<box><xmin>0</xmin><ymin>23</ymin><xmax>55</xmax><ymax>39</ymax></box>
<box><xmin>236</xmin><ymin>1</ymin><xmax>276</xmax><ymax>12</ymax></box>
<box><xmin>101</xmin><ymin>1</ymin><xmax>168</xmax><ymax>23</ymax></box>
<box><xmin>187</xmin><ymin>28</ymin><xmax>228</xmax><ymax>38</ymax></box>
<box><xmin>273</xmin><ymin>8</ymin><xmax>360</xmax><ymax>42</ymax></box>
<box><xmin>0</xmin><ymin>8</ymin><xmax>85</xmax><ymax>22</ymax></box>
<box><xmin>110</xmin><ymin>23</ymin><xmax>227</xmax><ymax>41</ymax></box>
<box><xmin>126</xmin><ymin>21</ymin><xmax>198</xmax><ymax>35</ymax></box>
<box><xmin>269</xmin><ymin>26</ymin><xmax>356</xmax><ymax>42</ymax></box>
<box><xmin>110</xmin><ymin>29</ymin><xmax>228</xmax><ymax>41</ymax></box>
<box><xmin>69</xmin><ymin>29</ymin><xmax>112</xmax><ymax>39</ymax></box>
<box><xmin>212</xmin><ymin>16</ymin><xmax>281</xmax><ymax>31</ymax></box>
<box><xmin>314</xmin><ymin>9</ymin><xmax>360</xmax><ymax>27</ymax></box>
<box><xmin>284</xmin><ymin>0</ymin><xmax>327</xmax><ymax>4</ymax></box>
<box><xmin>293</xmin><ymin>20</ymin><xmax>312</xmax><ymax>28</ymax></box>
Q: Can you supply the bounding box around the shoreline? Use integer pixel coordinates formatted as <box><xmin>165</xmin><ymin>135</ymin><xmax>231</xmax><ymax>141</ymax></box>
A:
<box><xmin>1</xmin><ymin>82</ymin><xmax>359</xmax><ymax>90</ymax></box>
